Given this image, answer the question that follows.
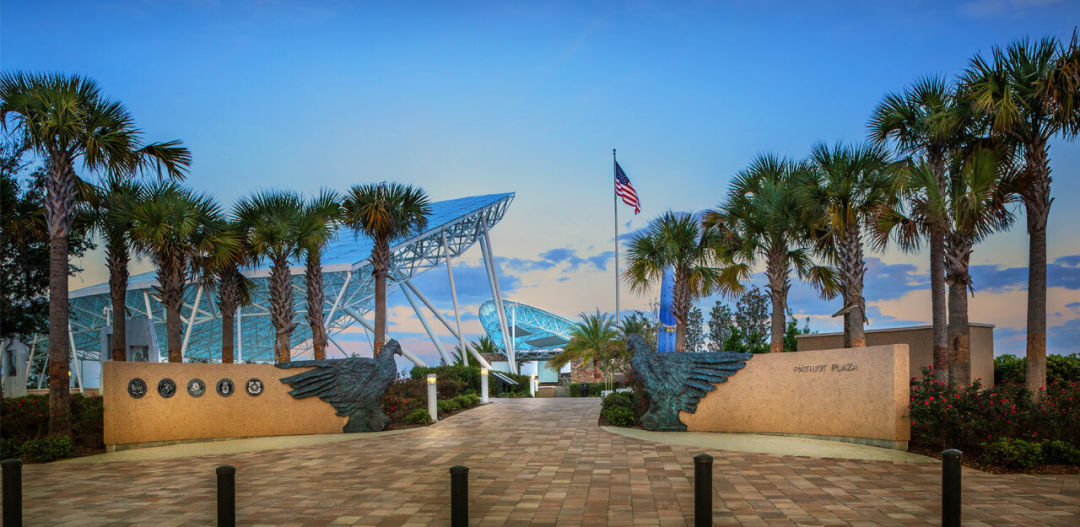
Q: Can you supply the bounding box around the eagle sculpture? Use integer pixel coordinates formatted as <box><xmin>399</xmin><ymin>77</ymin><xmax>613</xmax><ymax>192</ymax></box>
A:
<box><xmin>629</xmin><ymin>334</ymin><xmax>753</xmax><ymax>431</ymax></box>
<box><xmin>277</xmin><ymin>339</ymin><xmax>403</xmax><ymax>433</ymax></box>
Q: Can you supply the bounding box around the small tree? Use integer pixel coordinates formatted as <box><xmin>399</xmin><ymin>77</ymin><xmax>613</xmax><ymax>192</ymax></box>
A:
<box><xmin>684</xmin><ymin>306</ymin><xmax>704</xmax><ymax>352</ymax></box>
<box><xmin>706</xmin><ymin>301</ymin><xmax>735</xmax><ymax>352</ymax></box>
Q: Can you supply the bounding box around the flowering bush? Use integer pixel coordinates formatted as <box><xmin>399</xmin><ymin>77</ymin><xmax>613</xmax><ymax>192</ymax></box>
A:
<box><xmin>0</xmin><ymin>394</ymin><xmax>103</xmax><ymax>459</ymax></box>
<box><xmin>909</xmin><ymin>367</ymin><xmax>1080</xmax><ymax>466</ymax></box>
<box><xmin>381</xmin><ymin>377</ymin><xmax>428</xmax><ymax>425</ymax></box>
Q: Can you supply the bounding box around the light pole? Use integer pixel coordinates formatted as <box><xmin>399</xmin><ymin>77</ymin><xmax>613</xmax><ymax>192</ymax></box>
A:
<box><xmin>427</xmin><ymin>374</ymin><xmax>438</xmax><ymax>422</ymax></box>
<box><xmin>480</xmin><ymin>367</ymin><xmax>489</xmax><ymax>404</ymax></box>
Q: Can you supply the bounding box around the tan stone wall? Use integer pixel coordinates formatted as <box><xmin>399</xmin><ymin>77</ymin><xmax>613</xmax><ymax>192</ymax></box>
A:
<box><xmin>796</xmin><ymin>325</ymin><xmax>995</xmax><ymax>387</ymax></box>
<box><xmin>103</xmin><ymin>362</ymin><xmax>346</xmax><ymax>446</ymax></box>
<box><xmin>679</xmin><ymin>345</ymin><xmax>910</xmax><ymax>443</ymax></box>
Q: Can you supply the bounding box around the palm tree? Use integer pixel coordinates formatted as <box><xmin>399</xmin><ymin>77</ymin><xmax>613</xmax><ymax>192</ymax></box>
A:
<box><xmin>0</xmin><ymin>73</ymin><xmax>190</xmax><ymax>436</ymax></box>
<box><xmin>128</xmin><ymin>182</ymin><xmax>228</xmax><ymax>362</ymax></box>
<box><xmin>234</xmin><ymin>191</ymin><xmax>305</xmax><ymax>364</ymax></box>
<box><xmin>89</xmin><ymin>177</ymin><xmax>144</xmax><ymax>361</ymax></box>
<box><xmin>620</xmin><ymin>311</ymin><xmax>656</xmax><ymax>345</ymax></box>
<box><xmin>296</xmin><ymin>190</ymin><xmax>341</xmax><ymax>360</ymax></box>
<box><xmin>962</xmin><ymin>35</ymin><xmax>1080</xmax><ymax>393</ymax></box>
<box><xmin>548</xmin><ymin>311</ymin><xmax>623</xmax><ymax>385</ymax></box>
<box><xmin>198</xmin><ymin>218</ymin><xmax>254</xmax><ymax>364</ymax></box>
<box><xmin>705</xmin><ymin>154</ymin><xmax>836</xmax><ymax>353</ymax></box>
<box><xmin>802</xmin><ymin>142</ymin><xmax>893</xmax><ymax>348</ymax></box>
<box><xmin>868</xmin><ymin>76</ymin><xmax>964</xmax><ymax>379</ymax></box>
<box><xmin>340</xmin><ymin>183</ymin><xmax>430</xmax><ymax>355</ymax></box>
<box><xmin>624</xmin><ymin>212</ymin><xmax>721</xmax><ymax>352</ymax></box>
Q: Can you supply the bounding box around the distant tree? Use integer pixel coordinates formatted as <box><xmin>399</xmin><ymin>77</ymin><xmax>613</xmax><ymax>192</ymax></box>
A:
<box><xmin>620</xmin><ymin>310</ymin><xmax>657</xmax><ymax>347</ymax></box>
<box><xmin>734</xmin><ymin>287</ymin><xmax>771</xmax><ymax>354</ymax></box>
<box><xmin>549</xmin><ymin>311</ymin><xmax>624</xmax><ymax>385</ymax></box>
<box><xmin>706</xmin><ymin>301</ymin><xmax>736</xmax><ymax>352</ymax></box>
<box><xmin>783</xmin><ymin>315</ymin><xmax>813</xmax><ymax>352</ymax></box>
<box><xmin>684</xmin><ymin>306</ymin><xmax>704</xmax><ymax>352</ymax></box>
<box><xmin>1</xmin><ymin>140</ymin><xmax>93</xmax><ymax>341</ymax></box>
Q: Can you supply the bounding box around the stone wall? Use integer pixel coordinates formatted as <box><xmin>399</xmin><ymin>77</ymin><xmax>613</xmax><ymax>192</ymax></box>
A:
<box><xmin>103</xmin><ymin>361</ymin><xmax>346</xmax><ymax>447</ymax></box>
<box><xmin>679</xmin><ymin>344</ymin><xmax>910</xmax><ymax>449</ymax></box>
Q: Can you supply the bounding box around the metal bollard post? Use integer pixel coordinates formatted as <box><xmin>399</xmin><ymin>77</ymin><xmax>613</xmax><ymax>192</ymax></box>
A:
<box><xmin>694</xmin><ymin>454</ymin><xmax>712</xmax><ymax>527</ymax></box>
<box><xmin>2</xmin><ymin>459</ymin><xmax>22</xmax><ymax>527</ymax></box>
<box><xmin>450</xmin><ymin>465</ymin><xmax>469</xmax><ymax>527</ymax></box>
<box><xmin>217</xmin><ymin>465</ymin><xmax>236</xmax><ymax>527</ymax></box>
<box><xmin>942</xmin><ymin>449</ymin><xmax>961</xmax><ymax>527</ymax></box>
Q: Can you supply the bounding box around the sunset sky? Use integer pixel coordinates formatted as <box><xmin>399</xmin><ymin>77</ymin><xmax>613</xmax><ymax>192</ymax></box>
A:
<box><xmin>4</xmin><ymin>0</ymin><xmax>1080</xmax><ymax>366</ymax></box>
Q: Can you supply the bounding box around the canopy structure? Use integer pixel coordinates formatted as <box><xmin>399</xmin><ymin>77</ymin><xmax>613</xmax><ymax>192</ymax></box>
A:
<box><xmin>478</xmin><ymin>300</ymin><xmax>576</xmax><ymax>360</ymax></box>
<box><xmin>51</xmin><ymin>192</ymin><xmax>518</xmax><ymax>376</ymax></box>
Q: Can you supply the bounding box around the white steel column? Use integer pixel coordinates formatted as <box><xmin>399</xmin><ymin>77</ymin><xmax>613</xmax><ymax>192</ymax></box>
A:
<box><xmin>143</xmin><ymin>291</ymin><xmax>153</xmax><ymax>320</ymax></box>
<box><xmin>479</xmin><ymin>222</ymin><xmax>515</xmax><ymax>371</ymax></box>
<box><xmin>400</xmin><ymin>284</ymin><xmax>454</xmax><ymax>365</ymax></box>
<box><xmin>400</xmin><ymin>279</ymin><xmax>493</xmax><ymax>370</ymax></box>
<box><xmin>236</xmin><ymin>306</ymin><xmax>243</xmax><ymax>363</ymax></box>
<box><xmin>442</xmin><ymin>230</ymin><xmax>468</xmax><ymax>363</ymax></box>
<box><xmin>325</xmin><ymin>270</ymin><xmax>352</xmax><ymax>326</ymax></box>
<box><xmin>25</xmin><ymin>335</ymin><xmax>38</xmax><ymax>373</ymax></box>
<box><xmin>328</xmin><ymin>335</ymin><xmax>348</xmax><ymax>357</ymax></box>
<box><xmin>68</xmin><ymin>322</ymin><xmax>83</xmax><ymax>391</ymax></box>
<box><xmin>180</xmin><ymin>285</ymin><xmax>203</xmax><ymax>359</ymax></box>
<box><xmin>510</xmin><ymin>302</ymin><xmax>517</xmax><ymax>360</ymax></box>
<box><xmin>342</xmin><ymin>306</ymin><xmax>426</xmax><ymax>366</ymax></box>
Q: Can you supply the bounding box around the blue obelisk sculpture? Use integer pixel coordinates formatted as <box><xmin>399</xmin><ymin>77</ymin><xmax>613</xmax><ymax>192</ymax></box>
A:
<box><xmin>657</xmin><ymin>266</ymin><xmax>676</xmax><ymax>353</ymax></box>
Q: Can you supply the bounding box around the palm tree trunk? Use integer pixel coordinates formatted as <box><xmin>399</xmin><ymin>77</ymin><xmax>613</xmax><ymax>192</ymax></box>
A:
<box><xmin>838</xmin><ymin>224</ymin><xmax>867</xmax><ymax>348</ymax></box>
<box><xmin>44</xmin><ymin>154</ymin><xmax>76</xmax><ymax>437</ymax></box>
<box><xmin>672</xmin><ymin>268</ymin><xmax>691</xmax><ymax>352</ymax></box>
<box><xmin>221</xmin><ymin>308</ymin><xmax>235</xmax><ymax>364</ymax></box>
<box><xmin>159</xmin><ymin>260</ymin><xmax>185</xmax><ymax>363</ymax></box>
<box><xmin>269</xmin><ymin>256</ymin><xmax>296</xmax><ymax>363</ymax></box>
<box><xmin>305</xmin><ymin>252</ymin><xmax>327</xmax><ymax>360</ymax></box>
<box><xmin>1023</xmin><ymin>144</ymin><xmax>1051</xmax><ymax>395</ymax></box>
<box><xmin>372</xmin><ymin>239</ymin><xmax>391</xmax><ymax>355</ymax></box>
<box><xmin>766</xmin><ymin>248</ymin><xmax>789</xmax><ymax>353</ymax></box>
<box><xmin>929</xmin><ymin>229</ymin><xmax>948</xmax><ymax>381</ymax></box>
<box><xmin>945</xmin><ymin>237</ymin><xmax>973</xmax><ymax>386</ymax></box>
<box><xmin>107</xmin><ymin>237</ymin><xmax>129</xmax><ymax>362</ymax></box>
<box><xmin>47</xmin><ymin>233</ymin><xmax>72</xmax><ymax>437</ymax></box>
<box><xmin>164</xmin><ymin>290</ymin><xmax>183</xmax><ymax>363</ymax></box>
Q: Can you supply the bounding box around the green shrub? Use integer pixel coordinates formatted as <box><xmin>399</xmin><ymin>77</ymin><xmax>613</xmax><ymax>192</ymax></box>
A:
<box><xmin>438</xmin><ymin>399</ymin><xmax>461</xmax><ymax>414</ymax></box>
<box><xmin>382</xmin><ymin>378</ymin><xmax>427</xmax><ymax>425</ymax></box>
<box><xmin>403</xmin><ymin>409</ymin><xmax>432</xmax><ymax>425</ymax></box>
<box><xmin>602</xmin><ymin>392</ymin><xmax>632</xmax><ymax>410</ymax></box>
<box><xmin>601</xmin><ymin>406</ymin><xmax>636</xmax><ymax>427</ymax></box>
<box><xmin>1041</xmin><ymin>440</ymin><xmax>1080</xmax><ymax>465</ymax></box>
<box><xmin>1</xmin><ymin>437</ymin><xmax>21</xmax><ymax>460</ymax></box>
<box><xmin>410</xmin><ymin>365</ymin><xmax>480</xmax><ymax>398</ymax></box>
<box><xmin>982</xmin><ymin>438</ymin><xmax>1043</xmax><ymax>469</ymax></box>
<box><xmin>453</xmin><ymin>393</ymin><xmax>480</xmax><ymax>408</ymax></box>
<box><xmin>1</xmin><ymin>394</ymin><xmax>103</xmax><ymax>455</ymax></box>
<box><xmin>18</xmin><ymin>435</ymin><xmax>73</xmax><ymax>463</ymax></box>
<box><xmin>994</xmin><ymin>353</ymin><xmax>1080</xmax><ymax>386</ymax></box>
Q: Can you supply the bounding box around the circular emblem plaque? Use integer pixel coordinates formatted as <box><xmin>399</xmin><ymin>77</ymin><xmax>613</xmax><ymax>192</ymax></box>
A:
<box><xmin>216</xmin><ymin>378</ymin><xmax>235</xmax><ymax>397</ymax></box>
<box><xmin>245</xmin><ymin>378</ymin><xmax>264</xmax><ymax>397</ymax></box>
<box><xmin>158</xmin><ymin>378</ymin><xmax>177</xmax><ymax>398</ymax></box>
<box><xmin>127</xmin><ymin>378</ymin><xmax>147</xmax><ymax>398</ymax></box>
<box><xmin>187</xmin><ymin>378</ymin><xmax>206</xmax><ymax>397</ymax></box>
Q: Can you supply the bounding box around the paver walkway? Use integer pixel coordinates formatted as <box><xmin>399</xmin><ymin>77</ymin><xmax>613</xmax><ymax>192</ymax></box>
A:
<box><xmin>4</xmin><ymin>398</ymin><xmax>1079</xmax><ymax>526</ymax></box>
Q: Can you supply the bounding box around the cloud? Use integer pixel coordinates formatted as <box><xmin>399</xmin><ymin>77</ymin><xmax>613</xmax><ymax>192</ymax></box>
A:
<box><xmin>969</xmin><ymin>255</ymin><xmax>1080</xmax><ymax>293</ymax></box>
<box><xmin>863</xmin><ymin>257</ymin><xmax>928</xmax><ymax>302</ymax></box>
<box><xmin>500</xmin><ymin>248</ymin><xmax>614</xmax><ymax>273</ymax></box>
<box><xmin>404</xmin><ymin>261</ymin><xmax>521</xmax><ymax>303</ymax></box>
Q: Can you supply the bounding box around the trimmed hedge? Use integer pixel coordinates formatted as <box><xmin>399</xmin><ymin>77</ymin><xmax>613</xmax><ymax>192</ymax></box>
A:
<box><xmin>601</xmin><ymin>392</ymin><xmax>637</xmax><ymax>427</ymax></box>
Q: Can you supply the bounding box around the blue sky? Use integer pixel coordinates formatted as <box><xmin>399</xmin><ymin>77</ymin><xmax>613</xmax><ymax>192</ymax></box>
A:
<box><xmin>3</xmin><ymin>0</ymin><xmax>1080</xmax><ymax>364</ymax></box>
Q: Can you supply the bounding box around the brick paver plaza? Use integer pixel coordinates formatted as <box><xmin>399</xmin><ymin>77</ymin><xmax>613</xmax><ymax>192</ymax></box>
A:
<box><xmin>6</xmin><ymin>398</ymin><xmax>1080</xmax><ymax>525</ymax></box>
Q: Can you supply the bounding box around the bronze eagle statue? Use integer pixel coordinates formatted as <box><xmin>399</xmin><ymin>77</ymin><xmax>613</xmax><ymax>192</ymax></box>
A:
<box><xmin>629</xmin><ymin>334</ymin><xmax>753</xmax><ymax>431</ymax></box>
<box><xmin>277</xmin><ymin>339</ymin><xmax>403</xmax><ymax>432</ymax></box>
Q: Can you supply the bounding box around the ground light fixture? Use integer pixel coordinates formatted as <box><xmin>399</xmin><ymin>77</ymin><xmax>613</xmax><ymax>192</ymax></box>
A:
<box><xmin>480</xmin><ymin>368</ymin><xmax>489</xmax><ymax>404</ymax></box>
<box><xmin>426</xmin><ymin>374</ymin><xmax>437</xmax><ymax>422</ymax></box>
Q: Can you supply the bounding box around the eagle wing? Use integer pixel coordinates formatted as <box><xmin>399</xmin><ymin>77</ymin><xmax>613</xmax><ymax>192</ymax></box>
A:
<box><xmin>277</xmin><ymin>357</ymin><xmax>379</xmax><ymax>418</ymax></box>
<box><xmin>659</xmin><ymin>351</ymin><xmax>753</xmax><ymax>414</ymax></box>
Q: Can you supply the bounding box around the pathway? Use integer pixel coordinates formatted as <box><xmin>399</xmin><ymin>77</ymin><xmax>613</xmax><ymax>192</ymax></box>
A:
<box><xmin>4</xmin><ymin>398</ymin><xmax>1079</xmax><ymax>526</ymax></box>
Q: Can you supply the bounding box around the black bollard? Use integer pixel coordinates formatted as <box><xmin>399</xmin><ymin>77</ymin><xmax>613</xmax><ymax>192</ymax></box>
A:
<box><xmin>694</xmin><ymin>454</ymin><xmax>712</xmax><ymax>527</ymax></box>
<box><xmin>942</xmin><ymin>449</ymin><xmax>961</xmax><ymax>527</ymax></box>
<box><xmin>217</xmin><ymin>465</ymin><xmax>236</xmax><ymax>527</ymax></box>
<box><xmin>450</xmin><ymin>465</ymin><xmax>468</xmax><ymax>527</ymax></box>
<box><xmin>2</xmin><ymin>459</ymin><xmax>22</xmax><ymax>527</ymax></box>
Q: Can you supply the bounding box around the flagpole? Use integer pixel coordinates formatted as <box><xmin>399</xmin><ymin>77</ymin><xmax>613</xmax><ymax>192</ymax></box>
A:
<box><xmin>613</xmin><ymin>148</ymin><xmax>620</xmax><ymax>326</ymax></box>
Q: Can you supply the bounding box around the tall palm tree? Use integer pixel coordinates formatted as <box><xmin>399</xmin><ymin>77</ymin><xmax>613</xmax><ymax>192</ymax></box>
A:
<box><xmin>296</xmin><ymin>190</ymin><xmax>341</xmax><ymax>360</ymax></box>
<box><xmin>340</xmin><ymin>183</ymin><xmax>430</xmax><ymax>355</ymax></box>
<box><xmin>868</xmin><ymin>76</ymin><xmax>964</xmax><ymax>379</ymax></box>
<box><xmin>0</xmin><ymin>73</ymin><xmax>189</xmax><ymax>436</ymax></box>
<box><xmin>234</xmin><ymin>190</ymin><xmax>305</xmax><ymax>364</ymax></box>
<box><xmin>198</xmin><ymin>218</ymin><xmax>254</xmax><ymax>364</ymax></box>
<box><xmin>128</xmin><ymin>182</ymin><xmax>228</xmax><ymax>363</ymax></box>
<box><xmin>962</xmin><ymin>35</ymin><xmax>1080</xmax><ymax>393</ymax></box>
<box><xmin>89</xmin><ymin>177</ymin><xmax>144</xmax><ymax>361</ymax></box>
<box><xmin>802</xmin><ymin>142</ymin><xmax>893</xmax><ymax>348</ymax></box>
<box><xmin>705</xmin><ymin>154</ymin><xmax>836</xmax><ymax>353</ymax></box>
<box><xmin>548</xmin><ymin>311</ymin><xmax>623</xmax><ymax>384</ymax></box>
<box><xmin>624</xmin><ymin>212</ymin><xmax>721</xmax><ymax>352</ymax></box>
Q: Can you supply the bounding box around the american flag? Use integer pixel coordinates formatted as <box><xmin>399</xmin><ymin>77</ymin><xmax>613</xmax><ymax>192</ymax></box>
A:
<box><xmin>614</xmin><ymin>161</ymin><xmax>641</xmax><ymax>214</ymax></box>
